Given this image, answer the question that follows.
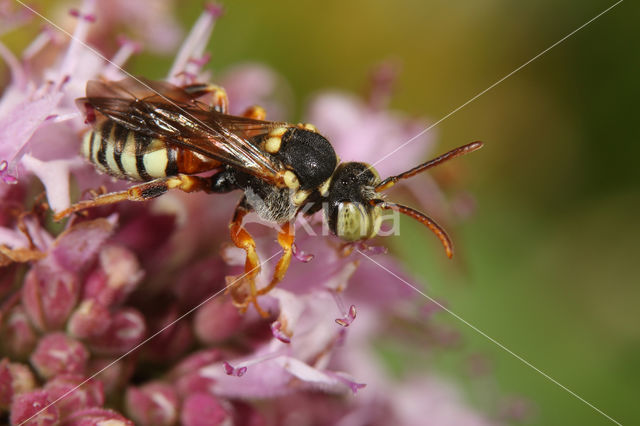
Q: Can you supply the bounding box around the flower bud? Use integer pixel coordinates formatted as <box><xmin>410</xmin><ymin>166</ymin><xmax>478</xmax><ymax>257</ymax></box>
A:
<box><xmin>125</xmin><ymin>382</ymin><xmax>179</xmax><ymax>426</ymax></box>
<box><xmin>0</xmin><ymin>360</ymin><xmax>13</xmax><ymax>409</ymax></box>
<box><xmin>1</xmin><ymin>305</ymin><xmax>37</xmax><ymax>358</ymax></box>
<box><xmin>9</xmin><ymin>363</ymin><xmax>36</xmax><ymax>395</ymax></box>
<box><xmin>181</xmin><ymin>392</ymin><xmax>230</xmax><ymax>426</ymax></box>
<box><xmin>173</xmin><ymin>256</ymin><xmax>226</xmax><ymax>312</ymax></box>
<box><xmin>87</xmin><ymin>357</ymin><xmax>135</xmax><ymax>397</ymax></box>
<box><xmin>9</xmin><ymin>390</ymin><xmax>59</xmax><ymax>426</ymax></box>
<box><xmin>67</xmin><ymin>299</ymin><xmax>111</xmax><ymax>339</ymax></box>
<box><xmin>22</xmin><ymin>266</ymin><xmax>79</xmax><ymax>331</ymax></box>
<box><xmin>169</xmin><ymin>348</ymin><xmax>222</xmax><ymax>379</ymax></box>
<box><xmin>30</xmin><ymin>333</ymin><xmax>89</xmax><ymax>379</ymax></box>
<box><xmin>194</xmin><ymin>298</ymin><xmax>243</xmax><ymax>344</ymax></box>
<box><xmin>175</xmin><ymin>371</ymin><xmax>216</xmax><ymax>396</ymax></box>
<box><xmin>62</xmin><ymin>407</ymin><xmax>134</xmax><ymax>425</ymax></box>
<box><xmin>0</xmin><ymin>360</ymin><xmax>36</xmax><ymax>409</ymax></box>
<box><xmin>44</xmin><ymin>374</ymin><xmax>104</xmax><ymax>419</ymax></box>
<box><xmin>232</xmin><ymin>401</ymin><xmax>266</xmax><ymax>426</ymax></box>
<box><xmin>83</xmin><ymin>245</ymin><xmax>143</xmax><ymax>308</ymax></box>
<box><xmin>143</xmin><ymin>304</ymin><xmax>193</xmax><ymax>363</ymax></box>
<box><xmin>168</xmin><ymin>349</ymin><xmax>220</xmax><ymax>395</ymax></box>
<box><xmin>87</xmin><ymin>308</ymin><xmax>146</xmax><ymax>356</ymax></box>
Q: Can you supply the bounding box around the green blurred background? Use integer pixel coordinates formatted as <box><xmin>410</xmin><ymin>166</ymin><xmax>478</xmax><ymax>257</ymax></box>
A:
<box><xmin>3</xmin><ymin>0</ymin><xmax>639</xmax><ymax>424</ymax></box>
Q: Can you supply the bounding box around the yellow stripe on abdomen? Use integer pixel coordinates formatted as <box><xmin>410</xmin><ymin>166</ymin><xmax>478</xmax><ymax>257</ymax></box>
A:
<box><xmin>121</xmin><ymin>132</ymin><xmax>141</xmax><ymax>180</ymax></box>
<box><xmin>142</xmin><ymin>143</ymin><xmax>169</xmax><ymax>178</ymax></box>
<box><xmin>81</xmin><ymin>130</ymin><xmax>93</xmax><ymax>159</ymax></box>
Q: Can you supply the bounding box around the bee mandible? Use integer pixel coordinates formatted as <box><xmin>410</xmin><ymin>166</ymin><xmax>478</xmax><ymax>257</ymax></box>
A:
<box><xmin>54</xmin><ymin>77</ymin><xmax>483</xmax><ymax>316</ymax></box>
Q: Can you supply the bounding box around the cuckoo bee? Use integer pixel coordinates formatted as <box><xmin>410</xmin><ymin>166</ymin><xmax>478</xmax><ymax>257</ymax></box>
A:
<box><xmin>55</xmin><ymin>77</ymin><xmax>483</xmax><ymax>316</ymax></box>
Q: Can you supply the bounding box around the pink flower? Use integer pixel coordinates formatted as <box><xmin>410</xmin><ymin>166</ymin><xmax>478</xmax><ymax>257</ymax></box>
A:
<box><xmin>62</xmin><ymin>407</ymin><xmax>134</xmax><ymax>426</ymax></box>
<box><xmin>125</xmin><ymin>382</ymin><xmax>179</xmax><ymax>426</ymax></box>
<box><xmin>194</xmin><ymin>298</ymin><xmax>244</xmax><ymax>344</ymax></box>
<box><xmin>0</xmin><ymin>360</ymin><xmax>36</xmax><ymax>410</ymax></box>
<box><xmin>91</xmin><ymin>0</ymin><xmax>183</xmax><ymax>54</ymax></box>
<box><xmin>67</xmin><ymin>299</ymin><xmax>111</xmax><ymax>339</ymax></box>
<box><xmin>30</xmin><ymin>333</ymin><xmax>90</xmax><ymax>379</ymax></box>
<box><xmin>86</xmin><ymin>308</ymin><xmax>146</xmax><ymax>356</ymax></box>
<box><xmin>181</xmin><ymin>392</ymin><xmax>231</xmax><ymax>426</ymax></box>
<box><xmin>82</xmin><ymin>244</ymin><xmax>144</xmax><ymax>308</ymax></box>
<box><xmin>1</xmin><ymin>305</ymin><xmax>38</xmax><ymax>358</ymax></box>
<box><xmin>44</xmin><ymin>374</ymin><xmax>104</xmax><ymax>419</ymax></box>
<box><xmin>10</xmin><ymin>390</ymin><xmax>59</xmax><ymax>426</ymax></box>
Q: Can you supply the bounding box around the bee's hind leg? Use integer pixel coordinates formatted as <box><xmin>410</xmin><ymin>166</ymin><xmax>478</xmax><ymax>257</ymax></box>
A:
<box><xmin>227</xmin><ymin>197</ymin><xmax>272</xmax><ymax>318</ymax></box>
<box><xmin>182</xmin><ymin>83</ymin><xmax>229</xmax><ymax>114</ymax></box>
<box><xmin>53</xmin><ymin>174</ymin><xmax>215</xmax><ymax>221</ymax></box>
<box><xmin>257</xmin><ymin>221</ymin><xmax>294</xmax><ymax>296</ymax></box>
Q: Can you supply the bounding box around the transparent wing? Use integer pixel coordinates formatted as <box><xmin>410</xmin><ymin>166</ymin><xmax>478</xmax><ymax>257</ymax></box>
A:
<box><xmin>78</xmin><ymin>77</ymin><xmax>290</xmax><ymax>185</ymax></box>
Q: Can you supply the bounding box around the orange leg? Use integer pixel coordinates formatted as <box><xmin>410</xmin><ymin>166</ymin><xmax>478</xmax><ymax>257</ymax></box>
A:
<box><xmin>183</xmin><ymin>83</ymin><xmax>229</xmax><ymax>113</ymax></box>
<box><xmin>257</xmin><ymin>221</ymin><xmax>294</xmax><ymax>296</ymax></box>
<box><xmin>242</xmin><ymin>105</ymin><xmax>266</xmax><ymax>120</ymax></box>
<box><xmin>227</xmin><ymin>198</ymin><xmax>268</xmax><ymax>317</ymax></box>
<box><xmin>53</xmin><ymin>174</ymin><xmax>213</xmax><ymax>221</ymax></box>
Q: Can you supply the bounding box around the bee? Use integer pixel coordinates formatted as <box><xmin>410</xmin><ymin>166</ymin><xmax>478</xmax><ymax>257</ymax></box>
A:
<box><xmin>55</xmin><ymin>77</ymin><xmax>483</xmax><ymax>317</ymax></box>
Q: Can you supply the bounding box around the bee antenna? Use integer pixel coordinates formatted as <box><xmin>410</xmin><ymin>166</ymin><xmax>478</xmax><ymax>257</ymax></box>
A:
<box><xmin>371</xmin><ymin>200</ymin><xmax>453</xmax><ymax>258</ymax></box>
<box><xmin>375</xmin><ymin>141</ymin><xmax>483</xmax><ymax>192</ymax></box>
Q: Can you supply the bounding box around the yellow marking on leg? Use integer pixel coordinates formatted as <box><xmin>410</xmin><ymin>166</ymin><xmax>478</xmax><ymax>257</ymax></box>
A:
<box><xmin>283</xmin><ymin>171</ymin><xmax>300</xmax><ymax>190</ymax></box>
<box><xmin>298</xmin><ymin>123</ymin><xmax>318</xmax><ymax>132</ymax></box>
<box><xmin>292</xmin><ymin>189</ymin><xmax>311</xmax><ymax>206</ymax></box>
<box><xmin>318</xmin><ymin>176</ymin><xmax>332</xmax><ymax>197</ymax></box>
<box><xmin>264</xmin><ymin>136</ymin><xmax>282</xmax><ymax>153</ymax></box>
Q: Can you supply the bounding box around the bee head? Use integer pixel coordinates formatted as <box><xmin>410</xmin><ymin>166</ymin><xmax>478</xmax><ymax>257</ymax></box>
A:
<box><xmin>323</xmin><ymin>141</ymin><xmax>484</xmax><ymax>256</ymax></box>
<box><xmin>324</xmin><ymin>162</ymin><xmax>383</xmax><ymax>242</ymax></box>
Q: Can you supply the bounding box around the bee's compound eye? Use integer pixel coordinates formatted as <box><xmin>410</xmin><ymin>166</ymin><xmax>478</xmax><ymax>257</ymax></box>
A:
<box><xmin>336</xmin><ymin>202</ymin><xmax>382</xmax><ymax>241</ymax></box>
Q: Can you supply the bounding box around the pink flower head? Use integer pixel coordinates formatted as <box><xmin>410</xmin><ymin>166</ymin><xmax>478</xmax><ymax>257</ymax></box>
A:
<box><xmin>20</xmin><ymin>218</ymin><xmax>116</xmax><ymax>331</ymax></box>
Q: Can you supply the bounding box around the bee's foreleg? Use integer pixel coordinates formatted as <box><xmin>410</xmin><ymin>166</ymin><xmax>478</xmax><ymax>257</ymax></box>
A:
<box><xmin>227</xmin><ymin>197</ymin><xmax>269</xmax><ymax>317</ymax></box>
<box><xmin>257</xmin><ymin>221</ymin><xmax>294</xmax><ymax>296</ymax></box>
<box><xmin>182</xmin><ymin>83</ymin><xmax>229</xmax><ymax>114</ymax></box>
<box><xmin>53</xmin><ymin>174</ymin><xmax>214</xmax><ymax>221</ymax></box>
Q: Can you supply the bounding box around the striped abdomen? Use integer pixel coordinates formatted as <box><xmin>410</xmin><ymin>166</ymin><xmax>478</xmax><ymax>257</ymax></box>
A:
<box><xmin>82</xmin><ymin>120</ymin><xmax>218</xmax><ymax>181</ymax></box>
